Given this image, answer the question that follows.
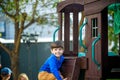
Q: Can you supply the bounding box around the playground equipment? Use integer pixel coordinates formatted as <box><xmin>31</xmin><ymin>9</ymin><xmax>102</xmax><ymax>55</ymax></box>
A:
<box><xmin>57</xmin><ymin>0</ymin><xmax>120</xmax><ymax>80</ymax></box>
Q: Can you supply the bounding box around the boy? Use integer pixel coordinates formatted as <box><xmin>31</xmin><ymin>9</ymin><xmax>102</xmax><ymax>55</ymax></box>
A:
<box><xmin>1</xmin><ymin>67</ymin><xmax>12</xmax><ymax>80</ymax></box>
<box><xmin>38</xmin><ymin>41</ymin><xmax>67</xmax><ymax>80</ymax></box>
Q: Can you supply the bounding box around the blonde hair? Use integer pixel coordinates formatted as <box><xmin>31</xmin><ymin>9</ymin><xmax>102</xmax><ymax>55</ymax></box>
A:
<box><xmin>18</xmin><ymin>73</ymin><xmax>29</xmax><ymax>80</ymax></box>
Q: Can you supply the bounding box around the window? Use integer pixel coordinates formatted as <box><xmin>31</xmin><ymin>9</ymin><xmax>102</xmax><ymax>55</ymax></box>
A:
<box><xmin>91</xmin><ymin>18</ymin><xmax>98</xmax><ymax>38</ymax></box>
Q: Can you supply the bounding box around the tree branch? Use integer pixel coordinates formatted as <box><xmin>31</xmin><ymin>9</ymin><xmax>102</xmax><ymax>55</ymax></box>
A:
<box><xmin>14</xmin><ymin>13</ymin><xmax>27</xmax><ymax>54</ymax></box>
<box><xmin>32</xmin><ymin>0</ymin><xmax>38</xmax><ymax>19</ymax></box>
<box><xmin>15</xmin><ymin>0</ymin><xmax>19</xmax><ymax>16</ymax></box>
<box><xmin>0</xmin><ymin>4</ymin><xmax>15</xmax><ymax>19</ymax></box>
<box><xmin>24</xmin><ymin>16</ymin><xmax>40</xmax><ymax>29</ymax></box>
<box><xmin>0</xmin><ymin>42</ymin><xmax>11</xmax><ymax>55</ymax></box>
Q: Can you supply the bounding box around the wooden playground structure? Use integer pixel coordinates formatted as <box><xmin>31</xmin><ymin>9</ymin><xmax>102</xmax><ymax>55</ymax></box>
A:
<box><xmin>57</xmin><ymin>0</ymin><xmax>120</xmax><ymax>80</ymax></box>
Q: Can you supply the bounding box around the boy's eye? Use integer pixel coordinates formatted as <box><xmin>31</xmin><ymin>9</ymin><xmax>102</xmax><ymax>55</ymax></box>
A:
<box><xmin>54</xmin><ymin>48</ymin><xmax>57</xmax><ymax>51</ymax></box>
<box><xmin>59</xmin><ymin>48</ymin><xmax>62</xmax><ymax>50</ymax></box>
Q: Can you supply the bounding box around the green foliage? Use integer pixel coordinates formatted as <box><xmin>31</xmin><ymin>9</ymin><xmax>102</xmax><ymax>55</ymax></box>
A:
<box><xmin>108</xmin><ymin>3</ymin><xmax>120</xmax><ymax>54</ymax></box>
<box><xmin>37</xmin><ymin>16</ymin><xmax>48</xmax><ymax>24</ymax></box>
<box><xmin>0</xmin><ymin>0</ymin><xmax>60</xmax><ymax>26</ymax></box>
<box><xmin>0</xmin><ymin>1</ymin><xmax>15</xmax><ymax>13</ymax></box>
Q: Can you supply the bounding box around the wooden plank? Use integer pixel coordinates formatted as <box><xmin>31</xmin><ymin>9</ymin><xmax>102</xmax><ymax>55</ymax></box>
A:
<box><xmin>84</xmin><ymin>0</ymin><xmax>120</xmax><ymax>16</ymax></box>
<box><xmin>73</xmin><ymin>12</ymin><xmax>79</xmax><ymax>54</ymax></box>
<box><xmin>57</xmin><ymin>0</ymin><xmax>84</xmax><ymax>12</ymax></box>
<box><xmin>58</xmin><ymin>13</ymin><xmax>62</xmax><ymax>40</ymax></box>
<box><xmin>61</xmin><ymin>57</ymin><xmax>87</xmax><ymax>80</ymax></box>
<box><xmin>84</xmin><ymin>0</ymin><xmax>98</xmax><ymax>4</ymax></box>
<box><xmin>64</xmin><ymin>12</ymin><xmax>70</xmax><ymax>54</ymax></box>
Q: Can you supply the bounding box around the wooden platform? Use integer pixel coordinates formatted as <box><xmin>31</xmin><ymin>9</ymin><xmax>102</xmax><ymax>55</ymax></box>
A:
<box><xmin>61</xmin><ymin>57</ymin><xmax>87</xmax><ymax>80</ymax></box>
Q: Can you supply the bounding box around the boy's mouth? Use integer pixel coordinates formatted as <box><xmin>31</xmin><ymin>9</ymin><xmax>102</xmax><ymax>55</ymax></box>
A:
<box><xmin>55</xmin><ymin>52</ymin><xmax>61</xmax><ymax>55</ymax></box>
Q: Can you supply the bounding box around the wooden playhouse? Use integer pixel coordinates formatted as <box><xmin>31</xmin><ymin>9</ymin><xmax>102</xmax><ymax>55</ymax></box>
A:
<box><xmin>57</xmin><ymin>0</ymin><xmax>120</xmax><ymax>80</ymax></box>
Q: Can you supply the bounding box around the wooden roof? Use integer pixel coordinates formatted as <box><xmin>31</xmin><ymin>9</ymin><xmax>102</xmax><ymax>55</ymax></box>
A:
<box><xmin>84</xmin><ymin>0</ymin><xmax>120</xmax><ymax>16</ymax></box>
<box><xmin>57</xmin><ymin>0</ymin><xmax>84</xmax><ymax>12</ymax></box>
<box><xmin>57</xmin><ymin>0</ymin><xmax>120</xmax><ymax>15</ymax></box>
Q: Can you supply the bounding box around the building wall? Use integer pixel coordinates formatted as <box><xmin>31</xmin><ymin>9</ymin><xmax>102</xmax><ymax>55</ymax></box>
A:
<box><xmin>0</xmin><ymin>15</ymin><xmax>58</xmax><ymax>40</ymax></box>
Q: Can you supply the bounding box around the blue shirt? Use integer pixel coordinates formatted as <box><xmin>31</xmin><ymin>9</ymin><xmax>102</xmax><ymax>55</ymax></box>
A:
<box><xmin>39</xmin><ymin>54</ymin><xmax>64</xmax><ymax>80</ymax></box>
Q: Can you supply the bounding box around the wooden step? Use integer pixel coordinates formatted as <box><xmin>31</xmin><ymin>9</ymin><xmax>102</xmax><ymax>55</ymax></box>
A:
<box><xmin>61</xmin><ymin>57</ymin><xmax>87</xmax><ymax>80</ymax></box>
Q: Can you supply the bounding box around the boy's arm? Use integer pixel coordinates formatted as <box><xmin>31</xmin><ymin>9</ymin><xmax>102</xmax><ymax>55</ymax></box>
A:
<box><xmin>49</xmin><ymin>59</ymin><xmax>62</xmax><ymax>80</ymax></box>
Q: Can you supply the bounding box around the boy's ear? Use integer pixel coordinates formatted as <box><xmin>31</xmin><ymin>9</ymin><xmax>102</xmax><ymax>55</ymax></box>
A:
<box><xmin>50</xmin><ymin>49</ymin><xmax>53</xmax><ymax>53</ymax></box>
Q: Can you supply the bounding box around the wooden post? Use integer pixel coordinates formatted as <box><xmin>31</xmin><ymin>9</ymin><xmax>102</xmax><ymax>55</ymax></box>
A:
<box><xmin>58</xmin><ymin>13</ymin><xmax>62</xmax><ymax>41</ymax></box>
<box><xmin>73</xmin><ymin>11</ymin><xmax>79</xmax><ymax>54</ymax></box>
<box><xmin>64</xmin><ymin>12</ymin><xmax>70</xmax><ymax>54</ymax></box>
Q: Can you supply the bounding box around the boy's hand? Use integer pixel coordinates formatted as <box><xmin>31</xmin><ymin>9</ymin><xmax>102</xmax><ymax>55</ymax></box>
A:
<box><xmin>63</xmin><ymin>78</ymin><xmax>68</xmax><ymax>80</ymax></box>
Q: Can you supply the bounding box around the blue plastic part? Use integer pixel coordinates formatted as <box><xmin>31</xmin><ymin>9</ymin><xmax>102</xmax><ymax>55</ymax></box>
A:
<box><xmin>79</xmin><ymin>18</ymin><xmax>88</xmax><ymax>51</ymax></box>
<box><xmin>53</xmin><ymin>26</ymin><xmax>60</xmax><ymax>42</ymax></box>
<box><xmin>92</xmin><ymin>34</ymin><xmax>101</xmax><ymax>70</ymax></box>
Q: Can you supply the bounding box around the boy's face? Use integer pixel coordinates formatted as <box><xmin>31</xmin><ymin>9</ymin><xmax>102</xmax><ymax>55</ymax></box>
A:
<box><xmin>51</xmin><ymin>47</ymin><xmax>64</xmax><ymax>58</ymax></box>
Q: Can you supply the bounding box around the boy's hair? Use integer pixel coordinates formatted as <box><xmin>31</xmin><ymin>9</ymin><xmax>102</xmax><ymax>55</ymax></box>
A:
<box><xmin>50</xmin><ymin>41</ymin><xmax>64</xmax><ymax>49</ymax></box>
